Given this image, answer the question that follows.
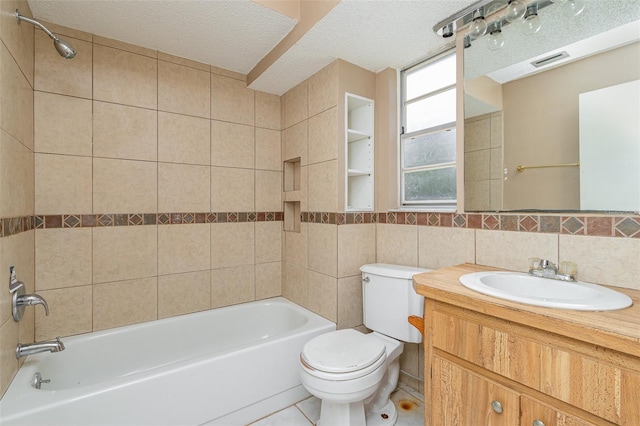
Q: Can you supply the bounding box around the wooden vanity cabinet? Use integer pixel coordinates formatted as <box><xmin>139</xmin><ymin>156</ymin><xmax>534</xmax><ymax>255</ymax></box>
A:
<box><xmin>416</xmin><ymin>265</ymin><xmax>640</xmax><ymax>426</ymax></box>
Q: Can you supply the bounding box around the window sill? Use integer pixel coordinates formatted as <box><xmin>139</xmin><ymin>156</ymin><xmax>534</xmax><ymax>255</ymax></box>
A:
<box><xmin>390</xmin><ymin>206</ymin><xmax>458</xmax><ymax>213</ymax></box>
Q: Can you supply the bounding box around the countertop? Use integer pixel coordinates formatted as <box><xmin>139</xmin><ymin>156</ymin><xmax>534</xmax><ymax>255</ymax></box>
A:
<box><xmin>413</xmin><ymin>263</ymin><xmax>640</xmax><ymax>358</ymax></box>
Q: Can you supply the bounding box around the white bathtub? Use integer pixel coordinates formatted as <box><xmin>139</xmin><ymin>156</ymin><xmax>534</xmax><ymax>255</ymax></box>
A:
<box><xmin>0</xmin><ymin>297</ymin><xmax>335</xmax><ymax>425</ymax></box>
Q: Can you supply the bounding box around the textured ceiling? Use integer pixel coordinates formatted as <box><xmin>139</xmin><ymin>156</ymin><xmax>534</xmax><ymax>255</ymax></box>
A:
<box><xmin>27</xmin><ymin>0</ymin><xmax>475</xmax><ymax>95</ymax></box>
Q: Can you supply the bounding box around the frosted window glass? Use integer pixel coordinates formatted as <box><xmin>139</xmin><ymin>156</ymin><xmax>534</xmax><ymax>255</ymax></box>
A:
<box><xmin>404</xmin><ymin>129</ymin><xmax>456</xmax><ymax>169</ymax></box>
<box><xmin>404</xmin><ymin>167</ymin><xmax>457</xmax><ymax>201</ymax></box>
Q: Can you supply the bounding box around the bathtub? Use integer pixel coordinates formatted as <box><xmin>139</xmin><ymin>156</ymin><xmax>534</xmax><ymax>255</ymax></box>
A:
<box><xmin>0</xmin><ymin>297</ymin><xmax>335</xmax><ymax>425</ymax></box>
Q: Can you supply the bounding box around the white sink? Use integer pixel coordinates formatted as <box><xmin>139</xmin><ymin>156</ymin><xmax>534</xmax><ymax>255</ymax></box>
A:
<box><xmin>459</xmin><ymin>271</ymin><xmax>633</xmax><ymax>311</ymax></box>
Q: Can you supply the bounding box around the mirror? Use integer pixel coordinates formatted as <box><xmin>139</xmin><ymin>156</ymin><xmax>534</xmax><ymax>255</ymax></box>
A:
<box><xmin>463</xmin><ymin>0</ymin><xmax>640</xmax><ymax>212</ymax></box>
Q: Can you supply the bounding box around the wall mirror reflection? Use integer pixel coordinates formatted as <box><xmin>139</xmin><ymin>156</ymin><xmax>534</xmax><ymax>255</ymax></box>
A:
<box><xmin>463</xmin><ymin>0</ymin><xmax>640</xmax><ymax>213</ymax></box>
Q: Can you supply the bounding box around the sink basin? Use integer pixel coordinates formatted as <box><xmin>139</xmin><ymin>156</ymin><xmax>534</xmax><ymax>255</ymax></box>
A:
<box><xmin>459</xmin><ymin>271</ymin><xmax>633</xmax><ymax>311</ymax></box>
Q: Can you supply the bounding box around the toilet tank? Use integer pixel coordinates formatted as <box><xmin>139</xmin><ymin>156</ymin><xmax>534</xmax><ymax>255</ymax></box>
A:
<box><xmin>360</xmin><ymin>263</ymin><xmax>430</xmax><ymax>344</ymax></box>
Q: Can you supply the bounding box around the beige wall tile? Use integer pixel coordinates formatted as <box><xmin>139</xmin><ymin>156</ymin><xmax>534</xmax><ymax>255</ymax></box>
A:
<box><xmin>157</xmin><ymin>52</ymin><xmax>209</xmax><ymax>72</ymax></box>
<box><xmin>464</xmin><ymin>115</ymin><xmax>490</xmax><ymax>152</ymax></box>
<box><xmin>210</xmin><ymin>65</ymin><xmax>246</xmax><ymax>82</ymax></box>
<box><xmin>2</xmin><ymin>131</ymin><xmax>34</xmax><ymax>217</ymax></box>
<box><xmin>0</xmin><ymin>231</ymin><xmax>35</xmax><ymax>325</ymax></box>
<box><xmin>255</xmin><ymin>91</ymin><xmax>281</xmax><ymax>130</ymax></box>
<box><xmin>158</xmin><ymin>112</ymin><xmax>210</xmax><ymax>165</ymax></box>
<box><xmin>283</xmin><ymin>80</ymin><xmax>308</xmax><ymax>129</ymax></box>
<box><xmin>93</xmin><ymin>158</ymin><xmax>157</xmax><ymax>213</ymax></box>
<box><xmin>308</xmin><ymin>271</ymin><xmax>337</xmax><ymax>322</ymax></box>
<box><xmin>491</xmin><ymin>112</ymin><xmax>503</xmax><ymax>148</ymax></box>
<box><xmin>211</xmin><ymin>265</ymin><xmax>255</xmax><ymax>308</ymax></box>
<box><xmin>93</xmin><ymin>44</ymin><xmax>157</xmax><ymax>109</ymax></box>
<box><xmin>255</xmin><ymin>128</ymin><xmax>281</xmax><ymax>171</ymax></box>
<box><xmin>211</xmin><ymin>74</ymin><xmax>254</xmax><ymax>126</ymax></box>
<box><xmin>158</xmin><ymin>163</ymin><xmax>210</xmax><ymax>212</ymax></box>
<box><xmin>211</xmin><ymin>222</ymin><xmax>255</xmax><ymax>269</ymax></box>
<box><xmin>418</xmin><ymin>227</ymin><xmax>475</xmax><ymax>270</ymax></box>
<box><xmin>308</xmin><ymin>223</ymin><xmax>337</xmax><ymax>277</ymax></box>
<box><xmin>35</xmin><ymin>92</ymin><xmax>92</xmax><ymax>156</ymax></box>
<box><xmin>255</xmin><ymin>262</ymin><xmax>281</xmax><ymax>299</ymax></box>
<box><xmin>255</xmin><ymin>221</ymin><xmax>282</xmax><ymax>264</ymax></box>
<box><xmin>93</xmin><ymin>226</ymin><xmax>157</xmax><ymax>283</ymax></box>
<box><xmin>93</xmin><ymin>277</ymin><xmax>157</xmax><ymax>331</ymax></box>
<box><xmin>35</xmin><ymin>31</ymin><xmax>92</xmax><ymax>99</ymax></box>
<box><xmin>308</xmin><ymin>61</ymin><xmax>338</xmax><ymax>117</ymax></box>
<box><xmin>158</xmin><ymin>60</ymin><xmax>210</xmax><ymax>118</ymax></box>
<box><xmin>256</xmin><ymin>170</ymin><xmax>282</xmax><ymax>212</ymax></box>
<box><xmin>0</xmin><ymin>318</ymin><xmax>19</xmax><ymax>397</ymax></box>
<box><xmin>464</xmin><ymin>149</ymin><xmax>490</xmax><ymax>181</ymax></box>
<box><xmin>35</xmin><ymin>285</ymin><xmax>92</xmax><ymax>340</ymax></box>
<box><xmin>338</xmin><ymin>224</ymin><xmax>376</xmax><ymax>278</ymax></box>
<box><xmin>308</xmin><ymin>107</ymin><xmax>338</xmax><ymax>164</ymax></box>
<box><xmin>93</xmin><ymin>101</ymin><xmax>157</xmax><ymax>161</ymax></box>
<box><xmin>36</xmin><ymin>20</ymin><xmax>92</xmax><ymax>42</ymax></box>
<box><xmin>465</xmin><ymin>180</ymin><xmax>491</xmax><ymax>212</ymax></box>
<box><xmin>93</xmin><ymin>35</ymin><xmax>156</xmax><ymax>58</ymax></box>
<box><xmin>0</xmin><ymin>0</ymin><xmax>34</xmax><ymax>85</ymax></box>
<box><xmin>559</xmin><ymin>235</ymin><xmax>640</xmax><ymax>290</ymax></box>
<box><xmin>158</xmin><ymin>224</ymin><xmax>210</xmax><ymax>275</ymax></box>
<box><xmin>337</xmin><ymin>275</ymin><xmax>363</xmax><ymax>329</ymax></box>
<box><xmin>285</xmin><ymin>222</ymin><xmax>307</xmax><ymax>268</ymax></box>
<box><xmin>376</xmin><ymin>224</ymin><xmax>418</xmax><ymax>267</ymax></box>
<box><xmin>476</xmin><ymin>229</ymin><xmax>558</xmax><ymax>272</ymax></box>
<box><xmin>210</xmin><ymin>167</ymin><xmax>254</xmax><ymax>212</ymax></box>
<box><xmin>283</xmin><ymin>263</ymin><xmax>308</xmax><ymax>308</ymax></box>
<box><xmin>282</xmin><ymin>120</ymin><xmax>308</xmax><ymax>165</ymax></box>
<box><xmin>158</xmin><ymin>270</ymin><xmax>211</xmax><ymax>319</ymax></box>
<box><xmin>35</xmin><ymin>153</ymin><xmax>90</xmax><ymax>215</ymax></box>
<box><xmin>211</xmin><ymin>120</ymin><xmax>254</xmax><ymax>169</ymax></box>
<box><xmin>399</xmin><ymin>342</ymin><xmax>420</xmax><ymax>378</ymax></box>
<box><xmin>1</xmin><ymin>44</ymin><xmax>34</xmax><ymax>150</ymax></box>
<box><xmin>308</xmin><ymin>160</ymin><xmax>338</xmax><ymax>212</ymax></box>
<box><xmin>36</xmin><ymin>228</ymin><xmax>92</xmax><ymax>291</ymax></box>
<box><xmin>490</xmin><ymin>147</ymin><xmax>502</xmax><ymax>179</ymax></box>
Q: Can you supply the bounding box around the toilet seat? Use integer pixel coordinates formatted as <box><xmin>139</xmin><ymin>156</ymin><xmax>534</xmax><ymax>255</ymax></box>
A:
<box><xmin>301</xmin><ymin>330</ymin><xmax>386</xmax><ymax>381</ymax></box>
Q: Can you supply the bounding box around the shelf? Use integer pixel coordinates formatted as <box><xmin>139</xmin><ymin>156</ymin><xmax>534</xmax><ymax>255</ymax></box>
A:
<box><xmin>347</xmin><ymin>129</ymin><xmax>372</xmax><ymax>143</ymax></box>
<box><xmin>348</xmin><ymin>169</ymin><xmax>372</xmax><ymax>177</ymax></box>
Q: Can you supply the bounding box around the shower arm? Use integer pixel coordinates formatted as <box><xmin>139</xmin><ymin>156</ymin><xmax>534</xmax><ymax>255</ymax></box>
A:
<box><xmin>16</xmin><ymin>11</ymin><xmax>58</xmax><ymax>40</ymax></box>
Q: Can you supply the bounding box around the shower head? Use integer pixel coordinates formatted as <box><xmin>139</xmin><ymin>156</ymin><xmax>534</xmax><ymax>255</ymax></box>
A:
<box><xmin>15</xmin><ymin>9</ymin><xmax>76</xmax><ymax>59</ymax></box>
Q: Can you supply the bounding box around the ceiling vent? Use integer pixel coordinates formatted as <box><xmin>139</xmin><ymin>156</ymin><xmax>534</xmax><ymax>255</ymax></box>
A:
<box><xmin>531</xmin><ymin>51</ymin><xmax>570</xmax><ymax>68</ymax></box>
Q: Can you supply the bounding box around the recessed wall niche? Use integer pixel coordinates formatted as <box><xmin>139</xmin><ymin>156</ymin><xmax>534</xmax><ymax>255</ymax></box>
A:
<box><xmin>283</xmin><ymin>158</ymin><xmax>301</xmax><ymax>192</ymax></box>
<box><xmin>283</xmin><ymin>158</ymin><xmax>301</xmax><ymax>232</ymax></box>
<box><xmin>283</xmin><ymin>201</ymin><xmax>300</xmax><ymax>232</ymax></box>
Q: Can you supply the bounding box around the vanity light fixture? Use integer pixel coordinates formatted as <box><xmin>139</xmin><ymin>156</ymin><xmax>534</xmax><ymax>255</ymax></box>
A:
<box><xmin>522</xmin><ymin>2</ymin><xmax>542</xmax><ymax>35</ymax></box>
<box><xmin>433</xmin><ymin>0</ymin><xmax>586</xmax><ymax>49</ymax></box>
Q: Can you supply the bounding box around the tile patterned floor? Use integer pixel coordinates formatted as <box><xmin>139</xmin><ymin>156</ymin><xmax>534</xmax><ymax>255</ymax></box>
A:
<box><xmin>249</xmin><ymin>385</ymin><xmax>424</xmax><ymax>426</ymax></box>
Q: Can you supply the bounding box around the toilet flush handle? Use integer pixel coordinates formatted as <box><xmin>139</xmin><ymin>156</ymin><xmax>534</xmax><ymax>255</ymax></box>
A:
<box><xmin>362</xmin><ymin>276</ymin><xmax>370</xmax><ymax>283</ymax></box>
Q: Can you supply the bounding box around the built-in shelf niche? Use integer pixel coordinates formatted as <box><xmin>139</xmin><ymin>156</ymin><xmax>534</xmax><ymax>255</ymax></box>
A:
<box><xmin>346</xmin><ymin>93</ymin><xmax>374</xmax><ymax>211</ymax></box>
<box><xmin>283</xmin><ymin>201</ymin><xmax>300</xmax><ymax>232</ymax></box>
<box><xmin>283</xmin><ymin>158</ymin><xmax>301</xmax><ymax>232</ymax></box>
<box><xmin>283</xmin><ymin>158</ymin><xmax>301</xmax><ymax>192</ymax></box>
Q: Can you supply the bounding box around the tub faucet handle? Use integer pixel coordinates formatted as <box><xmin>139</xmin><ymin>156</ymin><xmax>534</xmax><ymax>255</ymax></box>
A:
<box><xmin>16</xmin><ymin>293</ymin><xmax>49</xmax><ymax>315</ymax></box>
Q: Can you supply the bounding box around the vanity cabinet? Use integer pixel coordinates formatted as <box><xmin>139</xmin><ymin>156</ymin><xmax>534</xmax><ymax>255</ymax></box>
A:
<box><xmin>414</xmin><ymin>264</ymin><xmax>640</xmax><ymax>426</ymax></box>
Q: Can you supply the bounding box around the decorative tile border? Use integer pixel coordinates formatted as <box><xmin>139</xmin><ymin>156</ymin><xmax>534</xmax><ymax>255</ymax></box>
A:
<box><xmin>3</xmin><ymin>211</ymin><xmax>640</xmax><ymax>239</ymax></box>
<box><xmin>301</xmin><ymin>212</ymin><xmax>640</xmax><ymax>239</ymax></box>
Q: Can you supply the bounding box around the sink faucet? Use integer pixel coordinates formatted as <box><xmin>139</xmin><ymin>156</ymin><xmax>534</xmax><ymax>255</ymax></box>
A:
<box><xmin>16</xmin><ymin>337</ymin><xmax>65</xmax><ymax>359</ymax></box>
<box><xmin>528</xmin><ymin>258</ymin><xmax>577</xmax><ymax>282</ymax></box>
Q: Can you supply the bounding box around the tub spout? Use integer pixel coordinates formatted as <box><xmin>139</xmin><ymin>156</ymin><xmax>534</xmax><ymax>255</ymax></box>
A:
<box><xmin>16</xmin><ymin>337</ymin><xmax>65</xmax><ymax>359</ymax></box>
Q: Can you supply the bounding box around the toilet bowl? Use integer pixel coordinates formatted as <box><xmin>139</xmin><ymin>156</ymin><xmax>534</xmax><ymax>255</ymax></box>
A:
<box><xmin>299</xmin><ymin>264</ymin><xmax>429</xmax><ymax>426</ymax></box>
<box><xmin>299</xmin><ymin>329</ymin><xmax>403</xmax><ymax>426</ymax></box>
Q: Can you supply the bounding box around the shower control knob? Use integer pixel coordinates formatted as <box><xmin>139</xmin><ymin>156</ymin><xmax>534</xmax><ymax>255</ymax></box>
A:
<box><xmin>532</xmin><ymin>421</ymin><xmax>545</xmax><ymax>426</ymax></box>
<box><xmin>491</xmin><ymin>400</ymin><xmax>503</xmax><ymax>414</ymax></box>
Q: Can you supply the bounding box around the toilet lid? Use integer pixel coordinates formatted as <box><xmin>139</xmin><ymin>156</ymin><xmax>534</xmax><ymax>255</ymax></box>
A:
<box><xmin>301</xmin><ymin>329</ymin><xmax>386</xmax><ymax>374</ymax></box>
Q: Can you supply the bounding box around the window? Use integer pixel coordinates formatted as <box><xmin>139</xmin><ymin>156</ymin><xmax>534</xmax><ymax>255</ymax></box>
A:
<box><xmin>401</xmin><ymin>50</ymin><xmax>457</xmax><ymax>209</ymax></box>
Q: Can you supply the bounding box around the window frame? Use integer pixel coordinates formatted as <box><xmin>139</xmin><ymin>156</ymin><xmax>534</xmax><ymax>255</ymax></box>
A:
<box><xmin>400</xmin><ymin>48</ymin><xmax>457</xmax><ymax>210</ymax></box>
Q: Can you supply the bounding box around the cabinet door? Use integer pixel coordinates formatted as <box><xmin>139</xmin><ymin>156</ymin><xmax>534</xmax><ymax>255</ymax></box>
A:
<box><xmin>433</xmin><ymin>356</ymin><xmax>520</xmax><ymax>426</ymax></box>
<box><xmin>521</xmin><ymin>396</ymin><xmax>600</xmax><ymax>426</ymax></box>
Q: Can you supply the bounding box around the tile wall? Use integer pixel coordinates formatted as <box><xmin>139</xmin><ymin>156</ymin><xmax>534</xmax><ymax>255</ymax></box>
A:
<box><xmin>0</xmin><ymin>0</ymin><xmax>36</xmax><ymax>397</ymax></box>
<box><xmin>28</xmin><ymin>25</ymin><xmax>283</xmax><ymax>348</ymax></box>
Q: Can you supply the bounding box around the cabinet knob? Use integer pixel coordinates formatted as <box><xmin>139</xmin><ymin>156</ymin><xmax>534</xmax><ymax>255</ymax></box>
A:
<box><xmin>533</xmin><ymin>420</ymin><xmax>545</xmax><ymax>426</ymax></box>
<box><xmin>491</xmin><ymin>400</ymin><xmax>503</xmax><ymax>414</ymax></box>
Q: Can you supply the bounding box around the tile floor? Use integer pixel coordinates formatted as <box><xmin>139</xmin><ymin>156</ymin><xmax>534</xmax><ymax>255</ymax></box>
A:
<box><xmin>249</xmin><ymin>384</ymin><xmax>424</xmax><ymax>426</ymax></box>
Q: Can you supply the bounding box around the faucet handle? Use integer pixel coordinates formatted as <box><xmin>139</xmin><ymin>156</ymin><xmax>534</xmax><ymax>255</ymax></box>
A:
<box><xmin>17</xmin><ymin>294</ymin><xmax>49</xmax><ymax>315</ymax></box>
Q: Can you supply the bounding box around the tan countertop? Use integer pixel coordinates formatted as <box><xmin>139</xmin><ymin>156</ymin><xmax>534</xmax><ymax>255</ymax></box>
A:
<box><xmin>413</xmin><ymin>263</ymin><xmax>640</xmax><ymax>358</ymax></box>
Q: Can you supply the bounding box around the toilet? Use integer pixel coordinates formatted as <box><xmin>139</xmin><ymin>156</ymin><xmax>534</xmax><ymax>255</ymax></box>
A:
<box><xmin>299</xmin><ymin>263</ymin><xmax>429</xmax><ymax>426</ymax></box>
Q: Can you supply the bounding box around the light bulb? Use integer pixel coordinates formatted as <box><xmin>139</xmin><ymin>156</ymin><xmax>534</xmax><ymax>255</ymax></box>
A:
<box><xmin>522</xmin><ymin>14</ymin><xmax>542</xmax><ymax>35</ymax></box>
<box><xmin>504</xmin><ymin>0</ymin><xmax>526</xmax><ymax>22</ymax></box>
<box><xmin>563</xmin><ymin>0</ymin><xmax>585</xmax><ymax>17</ymax></box>
<box><xmin>487</xmin><ymin>29</ymin><xmax>505</xmax><ymax>50</ymax></box>
<box><xmin>468</xmin><ymin>17</ymin><xmax>488</xmax><ymax>39</ymax></box>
